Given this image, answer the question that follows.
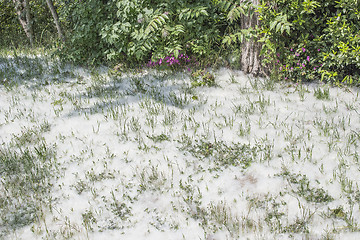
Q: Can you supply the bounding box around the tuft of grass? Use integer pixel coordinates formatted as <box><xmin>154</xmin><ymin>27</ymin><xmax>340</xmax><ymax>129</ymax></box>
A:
<box><xmin>190</xmin><ymin>69</ymin><xmax>216</xmax><ymax>87</ymax></box>
<box><xmin>278</xmin><ymin>169</ymin><xmax>334</xmax><ymax>203</ymax></box>
<box><xmin>295</xmin><ymin>83</ymin><xmax>310</xmax><ymax>101</ymax></box>
<box><xmin>137</xmin><ymin>166</ymin><xmax>168</xmax><ymax>193</ymax></box>
<box><xmin>314</xmin><ymin>86</ymin><xmax>331</xmax><ymax>100</ymax></box>
<box><xmin>248</xmin><ymin>76</ymin><xmax>276</xmax><ymax>91</ymax></box>
<box><xmin>147</xmin><ymin>133</ymin><xmax>170</xmax><ymax>142</ymax></box>
<box><xmin>181</xmin><ymin>139</ymin><xmax>271</xmax><ymax>169</ymax></box>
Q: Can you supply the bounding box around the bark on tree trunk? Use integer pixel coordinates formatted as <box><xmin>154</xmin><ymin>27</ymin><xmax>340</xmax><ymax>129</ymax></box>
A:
<box><xmin>24</xmin><ymin>0</ymin><xmax>34</xmax><ymax>45</ymax></box>
<box><xmin>240</xmin><ymin>0</ymin><xmax>266</xmax><ymax>77</ymax></box>
<box><xmin>46</xmin><ymin>0</ymin><xmax>65</xmax><ymax>42</ymax></box>
<box><xmin>12</xmin><ymin>0</ymin><xmax>34</xmax><ymax>46</ymax></box>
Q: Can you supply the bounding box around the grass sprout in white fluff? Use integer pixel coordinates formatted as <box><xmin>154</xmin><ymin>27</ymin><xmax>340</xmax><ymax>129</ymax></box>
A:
<box><xmin>0</xmin><ymin>50</ymin><xmax>360</xmax><ymax>240</ymax></box>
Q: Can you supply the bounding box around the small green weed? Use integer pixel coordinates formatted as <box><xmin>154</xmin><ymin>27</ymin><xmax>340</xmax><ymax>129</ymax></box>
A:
<box><xmin>182</xmin><ymin>140</ymin><xmax>269</xmax><ymax>169</ymax></box>
<box><xmin>314</xmin><ymin>87</ymin><xmax>330</xmax><ymax>100</ymax></box>
<box><xmin>147</xmin><ymin>133</ymin><xmax>170</xmax><ymax>142</ymax></box>
<box><xmin>191</xmin><ymin>69</ymin><xmax>216</xmax><ymax>87</ymax></box>
<box><xmin>278</xmin><ymin>170</ymin><xmax>334</xmax><ymax>203</ymax></box>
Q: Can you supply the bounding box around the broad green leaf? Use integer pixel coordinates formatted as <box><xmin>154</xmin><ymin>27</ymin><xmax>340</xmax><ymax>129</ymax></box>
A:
<box><xmin>276</xmin><ymin>23</ymin><xmax>281</xmax><ymax>32</ymax></box>
<box><xmin>286</xmin><ymin>26</ymin><xmax>291</xmax><ymax>35</ymax></box>
<box><xmin>270</xmin><ymin>20</ymin><xmax>277</xmax><ymax>31</ymax></box>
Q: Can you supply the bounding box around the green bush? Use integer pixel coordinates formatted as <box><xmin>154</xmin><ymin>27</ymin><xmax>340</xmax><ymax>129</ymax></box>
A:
<box><xmin>101</xmin><ymin>0</ymin><xmax>226</xmax><ymax>65</ymax></box>
<box><xmin>258</xmin><ymin>0</ymin><xmax>360</xmax><ymax>85</ymax></box>
<box><xmin>58</xmin><ymin>0</ymin><xmax>227</xmax><ymax>66</ymax></box>
<box><xmin>0</xmin><ymin>0</ymin><xmax>58</xmax><ymax>47</ymax></box>
<box><xmin>56</xmin><ymin>0</ymin><xmax>115</xmax><ymax>64</ymax></box>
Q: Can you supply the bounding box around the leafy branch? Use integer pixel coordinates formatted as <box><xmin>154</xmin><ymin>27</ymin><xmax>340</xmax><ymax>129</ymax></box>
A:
<box><xmin>179</xmin><ymin>6</ymin><xmax>209</xmax><ymax>20</ymax></box>
<box><xmin>216</xmin><ymin>0</ymin><xmax>253</xmax><ymax>23</ymax></box>
<box><xmin>145</xmin><ymin>12</ymin><xmax>169</xmax><ymax>35</ymax></box>
<box><xmin>269</xmin><ymin>14</ymin><xmax>292</xmax><ymax>35</ymax></box>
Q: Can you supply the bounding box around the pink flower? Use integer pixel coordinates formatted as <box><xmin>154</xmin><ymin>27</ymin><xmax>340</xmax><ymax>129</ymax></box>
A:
<box><xmin>290</xmin><ymin>48</ymin><xmax>293</xmax><ymax>51</ymax></box>
<box><xmin>318</xmin><ymin>49</ymin><xmax>321</xmax><ymax>52</ymax></box>
<box><xmin>302</xmin><ymin>48</ymin><xmax>306</xmax><ymax>52</ymax></box>
<box><xmin>313</xmin><ymin>67</ymin><xmax>316</xmax><ymax>70</ymax></box>
<box><xmin>306</xmin><ymin>56</ymin><xmax>310</xmax><ymax>61</ymax></box>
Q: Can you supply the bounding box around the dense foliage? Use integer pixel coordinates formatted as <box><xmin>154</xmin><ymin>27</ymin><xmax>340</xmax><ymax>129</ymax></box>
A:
<box><xmin>0</xmin><ymin>1</ymin><xmax>23</xmax><ymax>46</ymax></box>
<box><xmin>258</xmin><ymin>0</ymin><xmax>360</xmax><ymax>84</ymax></box>
<box><xmin>0</xmin><ymin>0</ymin><xmax>57</xmax><ymax>47</ymax></box>
<box><xmin>57</xmin><ymin>0</ymin><xmax>227</xmax><ymax>66</ymax></box>
<box><xmin>55</xmin><ymin>0</ymin><xmax>114</xmax><ymax>63</ymax></box>
<box><xmin>0</xmin><ymin>0</ymin><xmax>359</xmax><ymax>85</ymax></box>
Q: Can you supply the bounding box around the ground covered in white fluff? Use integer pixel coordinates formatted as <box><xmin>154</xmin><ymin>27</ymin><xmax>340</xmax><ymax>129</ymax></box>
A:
<box><xmin>0</xmin><ymin>53</ymin><xmax>360</xmax><ymax>240</ymax></box>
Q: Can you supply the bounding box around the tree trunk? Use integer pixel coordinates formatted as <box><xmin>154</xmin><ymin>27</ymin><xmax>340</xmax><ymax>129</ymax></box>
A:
<box><xmin>12</xmin><ymin>0</ymin><xmax>34</xmax><ymax>45</ymax></box>
<box><xmin>24</xmin><ymin>0</ymin><xmax>34</xmax><ymax>45</ymax></box>
<box><xmin>240</xmin><ymin>0</ymin><xmax>266</xmax><ymax>76</ymax></box>
<box><xmin>46</xmin><ymin>0</ymin><xmax>65</xmax><ymax>42</ymax></box>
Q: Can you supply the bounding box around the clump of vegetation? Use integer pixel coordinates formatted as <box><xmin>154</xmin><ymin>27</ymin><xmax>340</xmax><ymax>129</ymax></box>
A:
<box><xmin>278</xmin><ymin>170</ymin><xmax>334</xmax><ymax>203</ymax></box>
<box><xmin>147</xmin><ymin>133</ymin><xmax>170</xmax><ymax>143</ymax></box>
<box><xmin>181</xmin><ymin>139</ymin><xmax>270</xmax><ymax>169</ymax></box>
<box><xmin>258</xmin><ymin>0</ymin><xmax>360</xmax><ymax>85</ymax></box>
<box><xmin>191</xmin><ymin>69</ymin><xmax>216</xmax><ymax>87</ymax></box>
<box><xmin>314</xmin><ymin>86</ymin><xmax>330</xmax><ymax>100</ymax></box>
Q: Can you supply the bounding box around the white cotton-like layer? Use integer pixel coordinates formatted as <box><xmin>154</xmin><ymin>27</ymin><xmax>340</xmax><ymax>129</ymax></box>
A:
<box><xmin>1</xmin><ymin>59</ymin><xmax>360</xmax><ymax>240</ymax></box>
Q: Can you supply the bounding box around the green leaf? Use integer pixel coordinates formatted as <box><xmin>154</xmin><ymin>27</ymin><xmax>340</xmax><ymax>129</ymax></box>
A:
<box><xmin>276</xmin><ymin>22</ymin><xmax>282</xmax><ymax>32</ymax></box>
<box><xmin>285</xmin><ymin>26</ymin><xmax>291</xmax><ymax>35</ymax></box>
<box><xmin>270</xmin><ymin>20</ymin><xmax>277</xmax><ymax>31</ymax></box>
<box><xmin>201</xmin><ymin>9</ymin><xmax>208</xmax><ymax>16</ymax></box>
<box><xmin>144</xmin><ymin>42</ymin><xmax>151</xmax><ymax>50</ymax></box>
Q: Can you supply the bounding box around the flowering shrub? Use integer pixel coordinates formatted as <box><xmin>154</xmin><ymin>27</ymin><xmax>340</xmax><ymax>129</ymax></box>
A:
<box><xmin>277</xmin><ymin>47</ymin><xmax>323</xmax><ymax>82</ymax></box>
<box><xmin>146</xmin><ymin>51</ymin><xmax>199</xmax><ymax>72</ymax></box>
<box><xmin>319</xmin><ymin>11</ymin><xmax>360</xmax><ymax>85</ymax></box>
<box><xmin>147</xmin><ymin>52</ymin><xmax>190</xmax><ymax>68</ymax></box>
<box><xmin>259</xmin><ymin>0</ymin><xmax>360</xmax><ymax>85</ymax></box>
<box><xmin>145</xmin><ymin>51</ymin><xmax>214</xmax><ymax>87</ymax></box>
